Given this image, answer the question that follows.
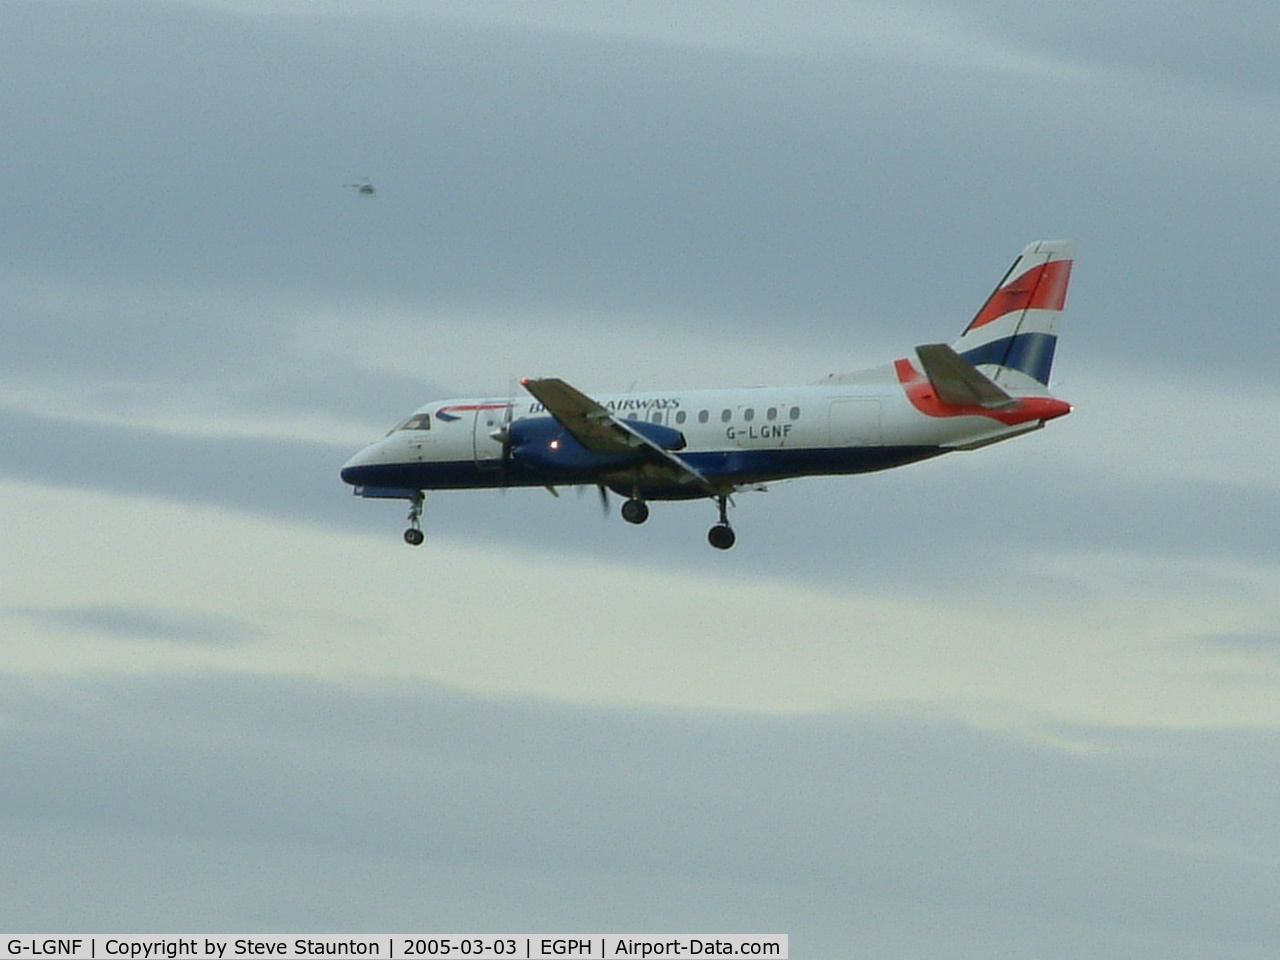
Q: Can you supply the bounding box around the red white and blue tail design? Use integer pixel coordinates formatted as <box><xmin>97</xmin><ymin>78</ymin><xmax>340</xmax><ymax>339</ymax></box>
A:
<box><xmin>951</xmin><ymin>240</ymin><xmax>1074</xmax><ymax>390</ymax></box>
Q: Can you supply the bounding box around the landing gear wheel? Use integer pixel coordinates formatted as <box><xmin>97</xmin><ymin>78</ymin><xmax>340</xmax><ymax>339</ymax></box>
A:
<box><xmin>707</xmin><ymin>492</ymin><xmax>735</xmax><ymax>549</ymax></box>
<box><xmin>621</xmin><ymin>498</ymin><xmax>650</xmax><ymax>525</ymax></box>
<box><xmin>708</xmin><ymin>523</ymin><xmax>736</xmax><ymax>550</ymax></box>
<box><xmin>403</xmin><ymin>492</ymin><xmax>425</xmax><ymax>546</ymax></box>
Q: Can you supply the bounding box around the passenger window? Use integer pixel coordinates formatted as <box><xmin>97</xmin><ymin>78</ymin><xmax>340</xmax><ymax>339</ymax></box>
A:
<box><xmin>675</xmin><ymin>411</ymin><xmax>686</xmax><ymax>425</ymax></box>
<box><xmin>650</xmin><ymin>411</ymin><xmax>662</xmax><ymax>423</ymax></box>
<box><xmin>721</xmin><ymin>409</ymin><xmax>732</xmax><ymax>423</ymax></box>
<box><xmin>744</xmin><ymin>408</ymin><xmax>755</xmax><ymax>422</ymax></box>
<box><xmin>698</xmin><ymin>410</ymin><xmax>709</xmax><ymax>424</ymax></box>
<box><xmin>789</xmin><ymin>406</ymin><xmax>801</xmax><ymax>420</ymax></box>
<box><xmin>767</xmin><ymin>407</ymin><xmax>777</xmax><ymax>421</ymax></box>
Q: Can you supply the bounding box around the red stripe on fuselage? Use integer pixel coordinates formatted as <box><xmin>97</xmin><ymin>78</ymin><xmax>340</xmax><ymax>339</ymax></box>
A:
<box><xmin>968</xmin><ymin>258</ymin><xmax>1072</xmax><ymax>330</ymax></box>
<box><xmin>437</xmin><ymin>402</ymin><xmax>512</xmax><ymax>413</ymax></box>
<box><xmin>894</xmin><ymin>358</ymin><xmax>1071</xmax><ymax>425</ymax></box>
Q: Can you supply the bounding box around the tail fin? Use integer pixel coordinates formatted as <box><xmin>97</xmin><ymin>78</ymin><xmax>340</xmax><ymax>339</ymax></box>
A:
<box><xmin>951</xmin><ymin>240</ymin><xmax>1074</xmax><ymax>390</ymax></box>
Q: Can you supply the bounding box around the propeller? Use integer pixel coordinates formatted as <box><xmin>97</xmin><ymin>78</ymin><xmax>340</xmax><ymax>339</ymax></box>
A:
<box><xmin>489</xmin><ymin>377</ymin><xmax>519</xmax><ymax>488</ymax></box>
<box><xmin>580</xmin><ymin>482</ymin><xmax>610</xmax><ymax>517</ymax></box>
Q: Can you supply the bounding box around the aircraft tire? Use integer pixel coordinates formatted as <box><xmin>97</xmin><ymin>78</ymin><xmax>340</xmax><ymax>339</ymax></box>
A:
<box><xmin>621</xmin><ymin>498</ymin><xmax>650</xmax><ymax>524</ymax></box>
<box><xmin>708</xmin><ymin>523</ymin><xmax>735</xmax><ymax>550</ymax></box>
<box><xmin>403</xmin><ymin>528</ymin><xmax>425</xmax><ymax>546</ymax></box>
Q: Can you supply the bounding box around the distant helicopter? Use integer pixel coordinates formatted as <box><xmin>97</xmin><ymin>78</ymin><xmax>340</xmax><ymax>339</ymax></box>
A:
<box><xmin>344</xmin><ymin>179</ymin><xmax>376</xmax><ymax>197</ymax></box>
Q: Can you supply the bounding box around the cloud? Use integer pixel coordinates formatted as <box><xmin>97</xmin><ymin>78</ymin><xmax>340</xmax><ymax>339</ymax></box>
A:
<box><xmin>8</xmin><ymin>604</ymin><xmax>256</xmax><ymax>646</ymax></box>
<box><xmin>4</xmin><ymin>2</ymin><xmax>1280</xmax><ymax>952</ymax></box>
<box><xmin>6</xmin><ymin>0</ymin><xmax>1278</xmax><ymax>377</ymax></box>
<box><xmin>2</xmin><ymin>478</ymin><xmax>1278</xmax><ymax>736</ymax></box>
<box><xmin>1198</xmin><ymin>632</ymin><xmax>1280</xmax><ymax>652</ymax></box>
<box><xmin>3</xmin><ymin>672</ymin><xmax>1280</xmax><ymax>955</ymax></box>
<box><xmin>954</xmin><ymin>0</ymin><xmax>1280</xmax><ymax>104</ymax></box>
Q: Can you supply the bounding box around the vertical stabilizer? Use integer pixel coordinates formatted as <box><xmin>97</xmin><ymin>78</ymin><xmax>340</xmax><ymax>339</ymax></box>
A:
<box><xmin>951</xmin><ymin>240</ymin><xmax>1074</xmax><ymax>389</ymax></box>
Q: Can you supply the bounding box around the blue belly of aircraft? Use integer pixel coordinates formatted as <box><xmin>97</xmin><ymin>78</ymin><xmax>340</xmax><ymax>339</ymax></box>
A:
<box><xmin>341</xmin><ymin>445</ymin><xmax>942</xmax><ymax>495</ymax></box>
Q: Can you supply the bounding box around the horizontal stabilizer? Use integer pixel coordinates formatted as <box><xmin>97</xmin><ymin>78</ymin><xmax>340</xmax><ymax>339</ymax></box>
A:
<box><xmin>914</xmin><ymin>343</ymin><xmax>1019</xmax><ymax>409</ymax></box>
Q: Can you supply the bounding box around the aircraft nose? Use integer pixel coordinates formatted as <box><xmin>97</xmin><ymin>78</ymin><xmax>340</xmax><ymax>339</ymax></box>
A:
<box><xmin>340</xmin><ymin>444</ymin><xmax>378</xmax><ymax>485</ymax></box>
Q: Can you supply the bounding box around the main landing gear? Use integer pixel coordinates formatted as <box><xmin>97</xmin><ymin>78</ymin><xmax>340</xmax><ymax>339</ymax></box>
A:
<box><xmin>707</xmin><ymin>493</ymin><xmax>735</xmax><ymax>550</ymax></box>
<box><xmin>621</xmin><ymin>497</ymin><xmax>650</xmax><ymax>525</ymax></box>
<box><xmin>619</xmin><ymin>491</ymin><xmax>735</xmax><ymax>548</ymax></box>
<box><xmin>403</xmin><ymin>492</ymin><xmax>425</xmax><ymax>546</ymax></box>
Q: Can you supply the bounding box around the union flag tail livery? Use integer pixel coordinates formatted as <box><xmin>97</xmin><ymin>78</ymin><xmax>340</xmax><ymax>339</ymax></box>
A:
<box><xmin>342</xmin><ymin>240</ymin><xmax>1077</xmax><ymax>549</ymax></box>
<box><xmin>951</xmin><ymin>239</ymin><xmax>1074</xmax><ymax>391</ymax></box>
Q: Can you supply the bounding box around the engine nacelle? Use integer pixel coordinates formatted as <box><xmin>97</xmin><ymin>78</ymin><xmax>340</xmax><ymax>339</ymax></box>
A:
<box><xmin>508</xmin><ymin>417</ymin><xmax>685</xmax><ymax>475</ymax></box>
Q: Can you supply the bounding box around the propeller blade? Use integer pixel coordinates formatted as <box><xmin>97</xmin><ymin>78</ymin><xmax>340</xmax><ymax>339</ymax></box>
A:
<box><xmin>497</xmin><ymin>378</ymin><xmax>518</xmax><ymax>489</ymax></box>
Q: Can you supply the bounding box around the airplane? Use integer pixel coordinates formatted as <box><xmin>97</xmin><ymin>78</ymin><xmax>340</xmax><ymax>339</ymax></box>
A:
<box><xmin>341</xmin><ymin>239</ymin><xmax>1075</xmax><ymax>549</ymax></box>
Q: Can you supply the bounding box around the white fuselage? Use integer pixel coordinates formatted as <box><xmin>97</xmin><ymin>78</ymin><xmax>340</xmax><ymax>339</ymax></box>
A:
<box><xmin>339</xmin><ymin>361</ymin><xmax>1058</xmax><ymax>498</ymax></box>
<box><xmin>338</xmin><ymin>239</ymin><xmax>1076</xmax><ymax>548</ymax></box>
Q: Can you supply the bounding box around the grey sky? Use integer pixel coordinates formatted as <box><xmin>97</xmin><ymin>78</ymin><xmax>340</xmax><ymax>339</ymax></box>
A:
<box><xmin>5</xmin><ymin>674</ymin><xmax>1280</xmax><ymax>955</ymax></box>
<box><xmin>3</xmin><ymin>1</ymin><xmax>1280</xmax><ymax>955</ymax></box>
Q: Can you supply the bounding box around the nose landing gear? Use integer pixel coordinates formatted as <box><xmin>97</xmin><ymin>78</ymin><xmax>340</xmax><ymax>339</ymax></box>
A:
<box><xmin>403</xmin><ymin>492</ymin><xmax>425</xmax><ymax>546</ymax></box>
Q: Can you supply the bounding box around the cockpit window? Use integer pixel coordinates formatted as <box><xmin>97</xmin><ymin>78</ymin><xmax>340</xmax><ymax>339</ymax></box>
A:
<box><xmin>398</xmin><ymin>414</ymin><xmax>432</xmax><ymax>431</ymax></box>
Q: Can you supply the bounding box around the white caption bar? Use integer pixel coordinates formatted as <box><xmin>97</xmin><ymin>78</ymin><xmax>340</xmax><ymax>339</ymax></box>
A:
<box><xmin>2</xmin><ymin>937</ymin><xmax>787</xmax><ymax>960</ymax></box>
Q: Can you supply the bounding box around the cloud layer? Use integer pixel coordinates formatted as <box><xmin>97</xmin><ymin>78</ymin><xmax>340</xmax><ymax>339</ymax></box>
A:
<box><xmin>3</xmin><ymin>1</ymin><xmax>1280</xmax><ymax>954</ymax></box>
<box><xmin>5</xmin><ymin>672</ymin><xmax>1280</xmax><ymax>958</ymax></box>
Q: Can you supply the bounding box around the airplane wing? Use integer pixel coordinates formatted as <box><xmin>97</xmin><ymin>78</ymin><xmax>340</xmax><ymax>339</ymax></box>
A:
<box><xmin>520</xmin><ymin>377</ymin><xmax>715</xmax><ymax>492</ymax></box>
<box><xmin>914</xmin><ymin>343</ymin><xmax>1020</xmax><ymax>409</ymax></box>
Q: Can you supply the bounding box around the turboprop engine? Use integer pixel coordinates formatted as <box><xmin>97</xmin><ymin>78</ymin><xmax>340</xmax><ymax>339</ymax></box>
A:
<box><xmin>506</xmin><ymin>416</ymin><xmax>685</xmax><ymax>475</ymax></box>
